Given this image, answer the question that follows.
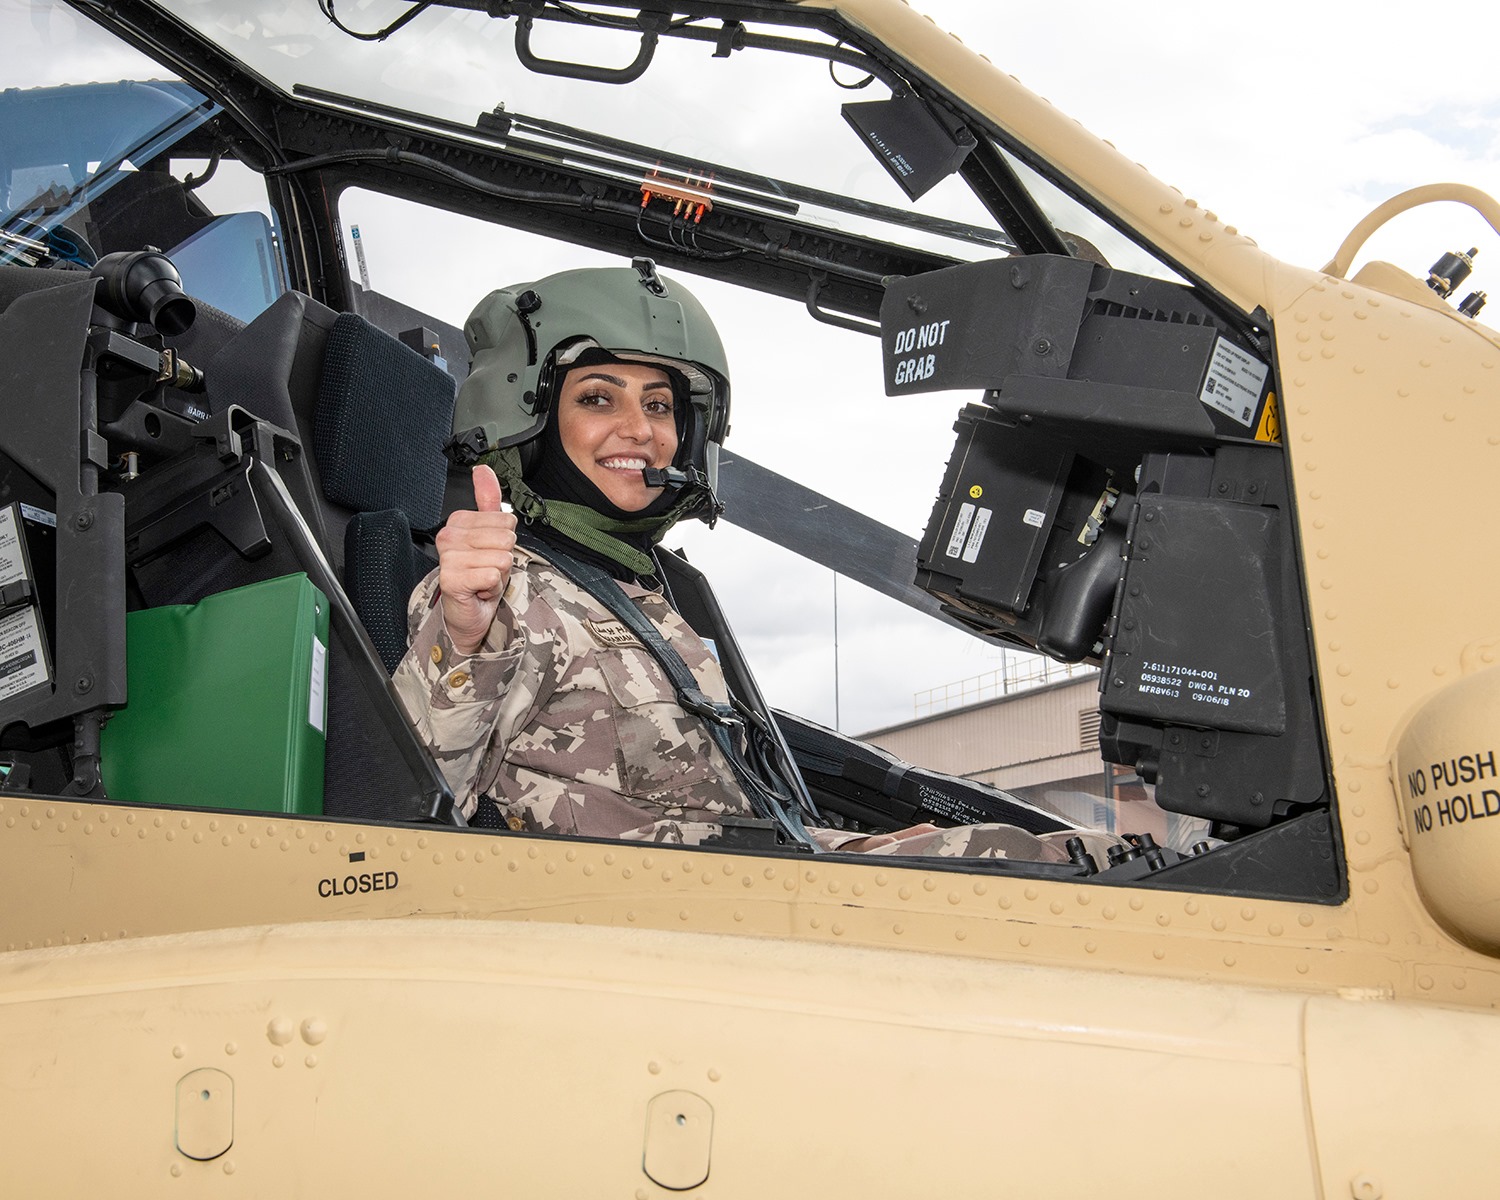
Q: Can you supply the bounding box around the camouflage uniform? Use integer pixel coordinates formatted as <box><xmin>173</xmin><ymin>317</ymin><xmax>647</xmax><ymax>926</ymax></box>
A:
<box><xmin>394</xmin><ymin>544</ymin><xmax>758</xmax><ymax>843</ymax></box>
<box><xmin>812</xmin><ymin>823</ymin><xmax>1126</xmax><ymax>863</ymax></box>
<box><xmin>395</xmin><ymin>545</ymin><xmax>1117</xmax><ymax>862</ymax></box>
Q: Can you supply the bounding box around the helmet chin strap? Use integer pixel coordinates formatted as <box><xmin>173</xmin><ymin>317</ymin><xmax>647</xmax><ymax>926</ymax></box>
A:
<box><xmin>482</xmin><ymin>446</ymin><xmax>706</xmax><ymax>579</ymax></box>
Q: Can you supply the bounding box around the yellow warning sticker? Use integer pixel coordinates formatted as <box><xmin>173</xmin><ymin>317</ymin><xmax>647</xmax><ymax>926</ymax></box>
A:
<box><xmin>1255</xmin><ymin>392</ymin><xmax>1282</xmax><ymax>444</ymax></box>
<box><xmin>969</xmin><ymin>484</ymin><xmax>983</xmax><ymax>499</ymax></box>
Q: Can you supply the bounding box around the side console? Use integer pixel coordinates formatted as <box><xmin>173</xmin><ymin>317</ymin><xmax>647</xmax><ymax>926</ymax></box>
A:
<box><xmin>0</xmin><ymin>258</ymin><xmax>454</xmax><ymax>823</ymax></box>
<box><xmin>882</xmin><ymin>256</ymin><xmax>1332</xmax><ymax>884</ymax></box>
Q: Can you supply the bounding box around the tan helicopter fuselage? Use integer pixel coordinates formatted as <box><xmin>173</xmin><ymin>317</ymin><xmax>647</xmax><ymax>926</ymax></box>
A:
<box><xmin>4</xmin><ymin>1</ymin><xmax>1500</xmax><ymax>1195</ymax></box>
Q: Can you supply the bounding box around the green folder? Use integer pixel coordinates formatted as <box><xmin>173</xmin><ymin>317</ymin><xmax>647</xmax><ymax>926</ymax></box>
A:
<box><xmin>101</xmin><ymin>573</ymin><xmax>329</xmax><ymax>814</ymax></box>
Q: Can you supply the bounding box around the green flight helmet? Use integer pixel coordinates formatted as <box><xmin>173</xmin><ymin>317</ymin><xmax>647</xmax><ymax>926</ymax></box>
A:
<box><xmin>448</xmin><ymin>258</ymin><xmax>730</xmax><ymax>523</ymax></box>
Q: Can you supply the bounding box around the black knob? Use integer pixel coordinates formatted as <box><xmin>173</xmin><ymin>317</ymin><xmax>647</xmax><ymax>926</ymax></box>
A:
<box><xmin>1426</xmin><ymin>247</ymin><xmax>1477</xmax><ymax>298</ymax></box>
<box><xmin>1065</xmin><ymin>836</ymin><xmax>1098</xmax><ymax>876</ymax></box>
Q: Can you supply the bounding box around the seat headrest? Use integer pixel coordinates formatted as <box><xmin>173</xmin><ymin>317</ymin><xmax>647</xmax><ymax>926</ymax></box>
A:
<box><xmin>314</xmin><ymin>313</ymin><xmax>456</xmax><ymax>530</ymax></box>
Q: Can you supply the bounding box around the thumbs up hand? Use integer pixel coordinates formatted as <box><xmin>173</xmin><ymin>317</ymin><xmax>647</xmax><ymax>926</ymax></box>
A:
<box><xmin>434</xmin><ymin>464</ymin><xmax>518</xmax><ymax>657</ymax></box>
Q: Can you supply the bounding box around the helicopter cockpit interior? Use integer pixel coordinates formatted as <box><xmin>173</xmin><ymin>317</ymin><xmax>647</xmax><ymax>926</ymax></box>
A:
<box><xmin>0</xmin><ymin>0</ymin><xmax>1343</xmax><ymax>904</ymax></box>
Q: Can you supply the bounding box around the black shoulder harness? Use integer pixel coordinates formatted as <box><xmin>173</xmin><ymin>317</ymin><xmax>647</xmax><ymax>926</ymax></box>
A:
<box><xmin>519</xmin><ymin>529</ymin><xmax>816</xmax><ymax>851</ymax></box>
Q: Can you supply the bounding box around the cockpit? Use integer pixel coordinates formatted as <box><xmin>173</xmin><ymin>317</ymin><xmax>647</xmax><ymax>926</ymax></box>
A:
<box><xmin>0</xmin><ymin>0</ymin><xmax>1343</xmax><ymax>903</ymax></box>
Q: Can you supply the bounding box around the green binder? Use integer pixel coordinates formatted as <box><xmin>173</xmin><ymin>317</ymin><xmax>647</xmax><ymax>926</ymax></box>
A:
<box><xmin>101</xmin><ymin>573</ymin><xmax>329</xmax><ymax>814</ymax></box>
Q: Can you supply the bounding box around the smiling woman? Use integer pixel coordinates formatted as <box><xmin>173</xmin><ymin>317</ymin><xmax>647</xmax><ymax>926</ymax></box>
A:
<box><xmin>392</xmin><ymin>260</ymin><xmax>767</xmax><ymax>841</ymax></box>
<box><xmin>392</xmin><ymin>259</ymin><xmax>1119</xmax><ymax>864</ymax></box>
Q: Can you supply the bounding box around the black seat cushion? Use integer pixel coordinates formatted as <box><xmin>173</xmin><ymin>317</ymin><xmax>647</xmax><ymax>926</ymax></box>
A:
<box><xmin>314</xmin><ymin>313</ymin><xmax>455</xmax><ymax>531</ymax></box>
<box><xmin>344</xmin><ymin>509</ymin><xmax>437</xmax><ymax>674</ymax></box>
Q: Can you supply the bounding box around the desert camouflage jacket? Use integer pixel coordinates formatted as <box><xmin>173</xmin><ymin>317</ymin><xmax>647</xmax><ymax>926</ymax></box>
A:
<box><xmin>393</xmin><ymin>544</ymin><xmax>758</xmax><ymax>843</ymax></box>
<box><xmin>394</xmin><ymin>545</ymin><xmax>1123</xmax><ymax>863</ymax></box>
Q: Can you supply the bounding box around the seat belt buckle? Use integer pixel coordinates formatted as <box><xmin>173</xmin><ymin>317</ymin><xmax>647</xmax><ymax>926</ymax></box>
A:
<box><xmin>679</xmin><ymin>688</ymin><xmax>740</xmax><ymax>726</ymax></box>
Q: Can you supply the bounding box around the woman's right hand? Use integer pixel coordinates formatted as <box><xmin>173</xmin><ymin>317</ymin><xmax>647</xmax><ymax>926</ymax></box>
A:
<box><xmin>434</xmin><ymin>464</ymin><xmax>518</xmax><ymax>657</ymax></box>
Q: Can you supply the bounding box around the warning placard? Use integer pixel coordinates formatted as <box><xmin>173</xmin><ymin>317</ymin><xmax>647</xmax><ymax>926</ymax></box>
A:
<box><xmin>0</xmin><ymin>506</ymin><xmax>29</xmax><ymax>591</ymax></box>
<box><xmin>1200</xmin><ymin>337</ymin><xmax>1270</xmax><ymax>428</ymax></box>
<box><xmin>0</xmin><ymin>606</ymin><xmax>50</xmax><ymax>701</ymax></box>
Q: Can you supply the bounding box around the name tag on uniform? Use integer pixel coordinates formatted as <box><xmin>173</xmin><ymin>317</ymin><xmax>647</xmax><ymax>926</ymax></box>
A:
<box><xmin>587</xmin><ymin>619</ymin><xmax>644</xmax><ymax>650</ymax></box>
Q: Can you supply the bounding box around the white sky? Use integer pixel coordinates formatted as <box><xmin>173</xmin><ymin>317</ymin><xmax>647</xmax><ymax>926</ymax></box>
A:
<box><xmin>9</xmin><ymin>0</ymin><xmax>1500</xmax><ymax>738</ymax></box>
<box><xmin>693</xmin><ymin>0</ymin><xmax>1500</xmax><ymax>735</ymax></box>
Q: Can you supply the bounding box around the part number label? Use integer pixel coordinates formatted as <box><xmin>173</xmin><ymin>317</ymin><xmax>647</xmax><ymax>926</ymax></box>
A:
<box><xmin>945</xmin><ymin>502</ymin><xmax>975</xmax><ymax>559</ymax></box>
<box><xmin>0</xmin><ymin>607</ymin><xmax>49</xmax><ymax>701</ymax></box>
<box><xmin>1200</xmin><ymin>337</ymin><xmax>1269</xmax><ymax>428</ymax></box>
<box><xmin>961</xmin><ymin>507</ymin><xmax>992</xmax><ymax>563</ymax></box>
<box><xmin>1132</xmin><ymin>660</ymin><xmax>1253</xmax><ymax>707</ymax></box>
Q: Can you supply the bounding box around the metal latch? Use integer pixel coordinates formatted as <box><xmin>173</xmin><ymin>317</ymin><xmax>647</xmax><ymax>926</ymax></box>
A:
<box><xmin>175</xmin><ymin>1068</ymin><xmax>234</xmax><ymax>1161</ymax></box>
<box><xmin>643</xmin><ymin>1090</ymin><xmax>713</xmax><ymax>1190</ymax></box>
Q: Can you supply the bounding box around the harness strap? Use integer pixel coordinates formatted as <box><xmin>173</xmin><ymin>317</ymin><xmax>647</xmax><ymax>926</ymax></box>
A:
<box><xmin>522</xmin><ymin>531</ymin><xmax>815</xmax><ymax>850</ymax></box>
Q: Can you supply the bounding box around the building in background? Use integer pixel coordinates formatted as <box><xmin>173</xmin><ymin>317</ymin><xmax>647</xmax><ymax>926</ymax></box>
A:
<box><xmin>862</xmin><ymin>664</ymin><xmax>1209</xmax><ymax>852</ymax></box>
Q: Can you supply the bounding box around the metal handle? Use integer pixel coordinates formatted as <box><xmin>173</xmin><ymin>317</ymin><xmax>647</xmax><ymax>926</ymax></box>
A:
<box><xmin>514</xmin><ymin>14</ymin><xmax>659</xmax><ymax>84</ymax></box>
<box><xmin>805</xmin><ymin>272</ymin><xmax>881</xmax><ymax>337</ymax></box>
<box><xmin>1322</xmin><ymin>183</ymin><xmax>1500</xmax><ymax>279</ymax></box>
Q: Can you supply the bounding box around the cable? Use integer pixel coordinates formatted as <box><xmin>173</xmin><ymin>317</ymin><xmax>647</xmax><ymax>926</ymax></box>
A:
<box><xmin>181</xmin><ymin>151</ymin><xmax>221</xmax><ymax>191</ymax></box>
<box><xmin>551</xmin><ymin>1</ymin><xmax>641</xmax><ymax>29</ymax></box>
<box><xmin>316</xmin><ymin>0</ymin><xmax>434</xmax><ymax>42</ymax></box>
<box><xmin>633</xmin><ymin>206</ymin><xmax>744</xmax><ymax>261</ymax></box>
<box><xmin>524</xmin><ymin>2</ymin><xmax>709</xmax><ymax>34</ymax></box>
<box><xmin>828</xmin><ymin>41</ymin><xmax>875</xmax><ymax>90</ymax></box>
<box><xmin>735</xmin><ymin>700</ymin><xmax>820</xmax><ymax>824</ymax></box>
<box><xmin>266</xmin><ymin>145</ymin><xmax>568</xmax><ymax>202</ymax></box>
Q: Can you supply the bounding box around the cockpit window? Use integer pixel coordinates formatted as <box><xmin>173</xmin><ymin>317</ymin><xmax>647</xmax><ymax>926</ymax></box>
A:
<box><xmin>1</xmin><ymin>79</ymin><xmax>217</xmax><ymax>259</ymax></box>
<box><xmin>156</xmin><ymin>1</ymin><xmax>1009</xmax><ymax>255</ymax></box>
<box><xmin>1</xmin><ymin>15</ymin><xmax>289</xmax><ymax>321</ymax></box>
<box><xmin>997</xmin><ymin>145</ymin><xmax>1190</xmax><ymax>285</ymax></box>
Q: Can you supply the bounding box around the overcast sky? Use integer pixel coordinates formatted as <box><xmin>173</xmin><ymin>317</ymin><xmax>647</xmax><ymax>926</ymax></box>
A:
<box><xmin>688</xmin><ymin>1</ymin><xmax>1500</xmax><ymax>735</ymax></box>
<box><xmin>10</xmin><ymin>0</ymin><xmax>1500</xmax><ymax>736</ymax></box>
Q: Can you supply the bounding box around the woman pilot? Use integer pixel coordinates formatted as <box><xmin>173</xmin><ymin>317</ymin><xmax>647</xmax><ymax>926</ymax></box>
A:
<box><xmin>394</xmin><ymin>261</ymin><xmax>1111</xmax><ymax>861</ymax></box>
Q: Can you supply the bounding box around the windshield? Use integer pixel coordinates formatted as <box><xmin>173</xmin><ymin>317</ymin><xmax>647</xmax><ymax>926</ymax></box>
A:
<box><xmin>2</xmin><ymin>79</ymin><xmax>216</xmax><ymax>256</ymax></box>
<box><xmin>155</xmin><ymin>0</ymin><xmax>1027</xmax><ymax>263</ymax></box>
<box><xmin>0</xmin><ymin>54</ymin><xmax>288</xmax><ymax>320</ymax></box>
<box><xmin>15</xmin><ymin>1</ymin><xmax>1188</xmax><ymax>300</ymax></box>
